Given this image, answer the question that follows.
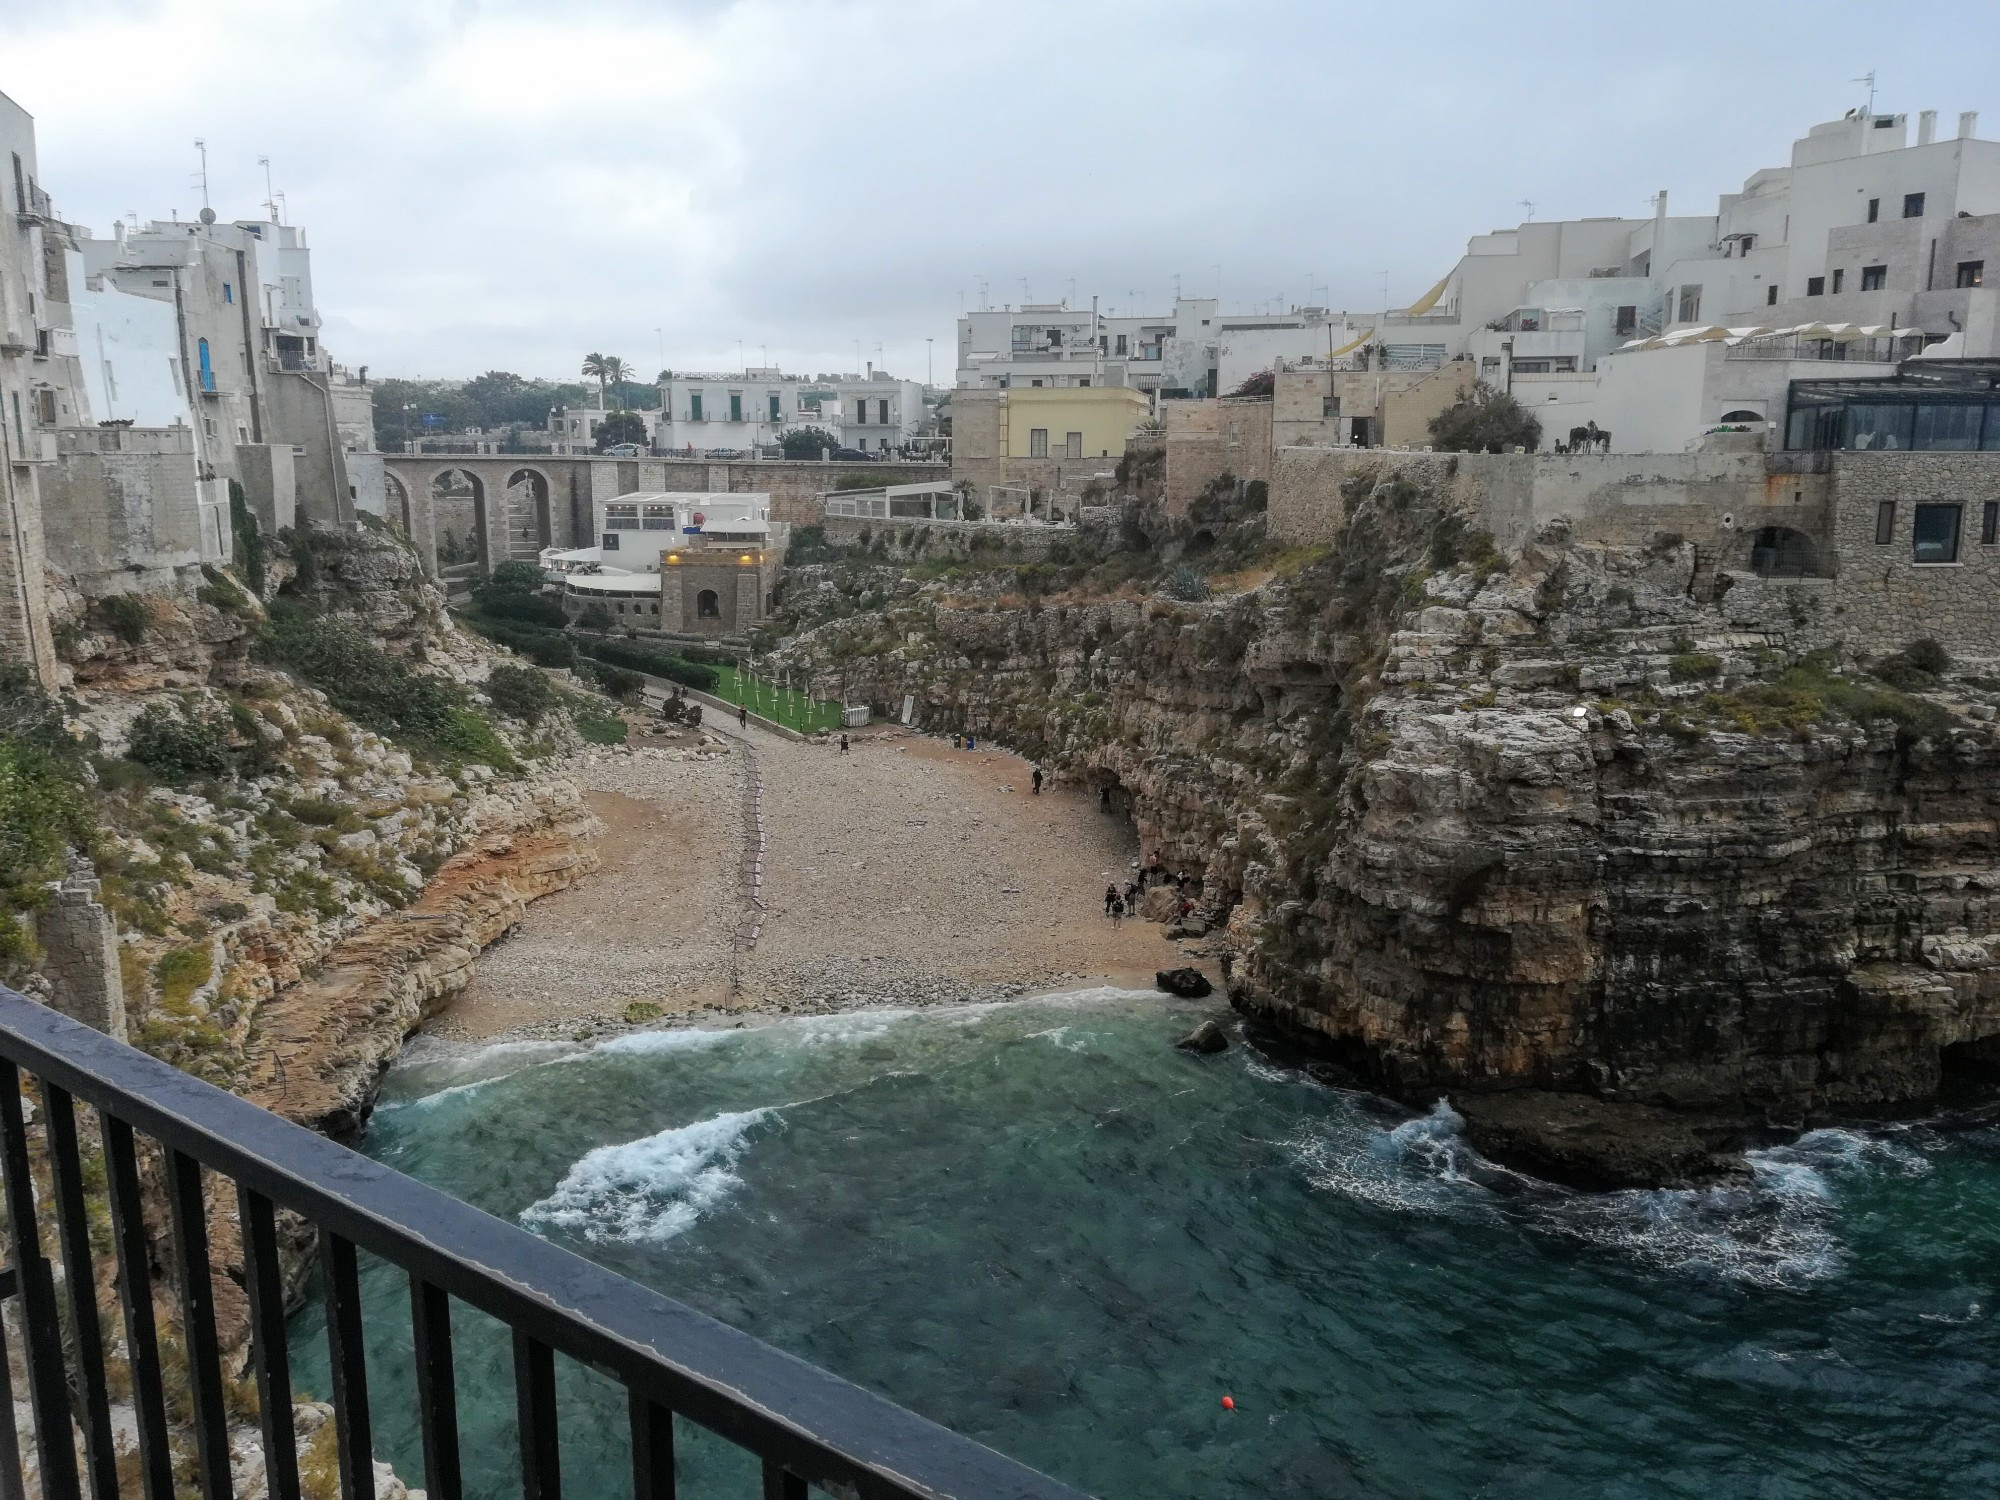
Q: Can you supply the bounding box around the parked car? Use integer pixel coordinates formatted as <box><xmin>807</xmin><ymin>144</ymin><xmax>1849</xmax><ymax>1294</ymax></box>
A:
<box><xmin>602</xmin><ymin>442</ymin><xmax>645</xmax><ymax>457</ymax></box>
<box><xmin>831</xmin><ymin>448</ymin><xmax>870</xmax><ymax>461</ymax></box>
<box><xmin>703</xmin><ymin>448</ymin><xmax>746</xmax><ymax>459</ymax></box>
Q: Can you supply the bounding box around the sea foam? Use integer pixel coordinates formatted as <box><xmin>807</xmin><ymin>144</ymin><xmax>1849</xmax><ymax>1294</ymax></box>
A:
<box><xmin>521</xmin><ymin>1108</ymin><xmax>773</xmax><ymax>1246</ymax></box>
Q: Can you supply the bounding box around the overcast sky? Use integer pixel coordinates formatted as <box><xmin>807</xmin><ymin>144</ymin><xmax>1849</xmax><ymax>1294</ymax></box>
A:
<box><xmin>10</xmin><ymin>0</ymin><xmax>2000</xmax><ymax>385</ymax></box>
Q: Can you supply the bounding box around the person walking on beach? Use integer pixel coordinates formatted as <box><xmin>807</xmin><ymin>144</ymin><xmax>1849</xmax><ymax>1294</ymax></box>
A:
<box><xmin>840</xmin><ymin>733</ymin><xmax>850</xmax><ymax>753</ymax></box>
<box><xmin>1104</xmin><ymin>884</ymin><xmax>1118</xmax><ymax>916</ymax></box>
<box><xmin>1032</xmin><ymin>767</ymin><xmax>1043</xmax><ymax>795</ymax></box>
<box><xmin>738</xmin><ymin>705</ymin><xmax>748</xmax><ymax>728</ymax></box>
<box><xmin>1110</xmin><ymin>896</ymin><xmax>1125</xmax><ymax>924</ymax></box>
<box><xmin>966</xmin><ymin>734</ymin><xmax>977</xmax><ymax>751</ymax></box>
<box><xmin>953</xmin><ymin>732</ymin><xmax>963</xmax><ymax>750</ymax></box>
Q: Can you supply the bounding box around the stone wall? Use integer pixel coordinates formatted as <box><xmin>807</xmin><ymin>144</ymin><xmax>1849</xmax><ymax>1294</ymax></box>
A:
<box><xmin>235</xmin><ymin>441</ymin><xmax>298</xmax><ymax>533</ymax></box>
<box><xmin>0</xmin><ymin>456</ymin><xmax>57</xmax><ymax>684</ymax></box>
<box><xmin>43</xmin><ymin>427</ymin><xmax>208</xmax><ymax>594</ymax></box>
<box><xmin>1827</xmin><ymin>452</ymin><xmax>2000</xmax><ymax>662</ymax></box>
<box><xmin>1164</xmin><ymin>396</ymin><xmax>1274</xmax><ymax>514</ymax></box>
<box><xmin>32</xmin><ymin>863</ymin><xmax>127</xmax><ymax>1038</ymax></box>
<box><xmin>818</xmin><ymin>514</ymin><xmax>1084</xmax><ymax>563</ymax></box>
<box><xmin>265</xmin><ymin>369</ymin><xmax>356</xmax><ymax>527</ymax></box>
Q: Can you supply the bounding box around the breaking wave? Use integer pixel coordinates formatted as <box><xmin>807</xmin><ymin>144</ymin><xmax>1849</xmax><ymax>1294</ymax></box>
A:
<box><xmin>1285</xmin><ymin>1100</ymin><xmax>1932</xmax><ymax>1289</ymax></box>
<box><xmin>521</xmin><ymin>1108</ymin><xmax>775</xmax><ymax>1246</ymax></box>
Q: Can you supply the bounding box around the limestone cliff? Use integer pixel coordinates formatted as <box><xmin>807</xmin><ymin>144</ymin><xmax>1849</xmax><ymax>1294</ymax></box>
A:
<box><xmin>770</xmin><ymin>472</ymin><xmax>2000</xmax><ymax>1185</ymax></box>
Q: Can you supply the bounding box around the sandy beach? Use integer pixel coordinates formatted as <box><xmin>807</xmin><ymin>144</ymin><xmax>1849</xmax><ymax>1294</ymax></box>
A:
<box><xmin>431</xmin><ymin>714</ymin><xmax>1204</xmax><ymax>1040</ymax></box>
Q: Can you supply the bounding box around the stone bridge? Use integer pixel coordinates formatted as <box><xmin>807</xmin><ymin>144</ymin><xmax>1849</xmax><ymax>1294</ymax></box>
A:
<box><xmin>377</xmin><ymin>454</ymin><xmax>949</xmax><ymax>576</ymax></box>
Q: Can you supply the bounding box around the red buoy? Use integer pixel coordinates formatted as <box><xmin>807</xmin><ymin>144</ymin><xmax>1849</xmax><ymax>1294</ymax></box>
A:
<box><xmin>1220</xmin><ymin>1396</ymin><xmax>1235</xmax><ymax>1411</ymax></box>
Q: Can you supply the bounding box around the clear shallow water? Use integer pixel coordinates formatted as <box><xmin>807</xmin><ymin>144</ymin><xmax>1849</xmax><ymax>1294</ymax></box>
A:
<box><xmin>289</xmin><ymin>991</ymin><xmax>2000</xmax><ymax>1499</ymax></box>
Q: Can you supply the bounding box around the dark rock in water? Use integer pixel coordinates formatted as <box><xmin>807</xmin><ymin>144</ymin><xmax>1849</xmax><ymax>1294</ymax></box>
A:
<box><xmin>1451</xmin><ymin>1090</ymin><xmax>1752</xmax><ymax>1192</ymax></box>
<box><xmin>1157</xmin><ymin>967</ymin><xmax>1213</xmax><ymax>998</ymax></box>
<box><xmin>1175</xmin><ymin>1020</ymin><xmax>1229</xmax><ymax>1054</ymax></box>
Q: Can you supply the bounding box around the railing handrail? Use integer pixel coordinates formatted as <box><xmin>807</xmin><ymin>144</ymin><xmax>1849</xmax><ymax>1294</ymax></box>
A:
<box><xmin>0</xmin><ymin>987</ymin><xmax>1087</xmax><ymax>1500</ymax></box>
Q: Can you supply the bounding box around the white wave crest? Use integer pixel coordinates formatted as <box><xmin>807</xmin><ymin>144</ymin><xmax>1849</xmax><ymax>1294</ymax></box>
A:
<box><xmin>521</xmin><ymin>1109</ymin><xmax>773</xmax><ymax>1246</ymax></box>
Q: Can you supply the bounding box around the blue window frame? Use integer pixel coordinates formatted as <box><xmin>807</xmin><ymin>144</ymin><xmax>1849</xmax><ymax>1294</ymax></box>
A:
<box><xmin>196</xmin><ymin>338</ymin><xmax>214</xmax><ymax>393</ymax></box>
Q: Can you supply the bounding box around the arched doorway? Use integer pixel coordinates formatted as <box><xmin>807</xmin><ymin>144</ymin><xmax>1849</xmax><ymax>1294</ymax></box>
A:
<box><xmin>1748</xmin><ymin>526</ymin><xmax>1817</xmax><ymax>578</ymax></box>
<box><xmin>696</xmin><ymin>589</ymin><xmax>721</xmax><ymax>619</ymax></box>
<box><xmin>431</xmin><ymin>468</ymin><xmax>488</xmax><ymax>577</ymax></box>
<box><xmin>504</xmin><ymin>468</ymin><xmax>552</xmax><ymax>562</ymax></box>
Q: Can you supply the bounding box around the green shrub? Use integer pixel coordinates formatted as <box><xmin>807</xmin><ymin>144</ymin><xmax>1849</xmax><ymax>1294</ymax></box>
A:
<box><xmin>196</xmin><ymin>564</ymin><xmax>251</xmax><ymax>614</ymax></box>
<box><xmin>584</xmin><ymin>663</ymin><xmax>644</xmax><ymax>701</ymax></box>
<box><xmin>1668</xmin><ymin>653</ymin><xmax>1723</xmax><ymax>683</ymax></box>
<box><xmin>578</xmin><ymin>639</ymin><xmax>719</xmax><ymax>692</ymax></box>
<box><xmin>577</xmin><ymin>603</ymin><xmax>613</xmax><ymax>633</ymax></box>
<box><xmin>454</xmin><ymin>611</ymin><xmax>577</xmax><ymax>668</ymax></box>
<box><xmin>1873</xmin><ymin>637</ymin><xmax>1952</xmax><ymax>690</ymax></box>
<box><xmin>487</xmin><ymin>559</ymin><xmax>545</xmax><ymax>593</ymax></box>
<box><xmin>127</xmin><ymin>703</ymin><xmax>233</xmax><ymax>780</ymax></box>
<box><xmin>153</xmin><ymin>945</ymin><xmax>213</xmax><ymax>1012</ymax></box>
<box><xmin>486</xmin><ymin>664</ymin><xmax>557</xmax><ymax>724</ymax></box>
<box><xmin>0</xmin><ymin>679</ymin><xmax>95</xmax><ymax>962</ymax></box>
<box><xmin>469</xmin><ymin>588</ymin><xmax>567</xmax><ymax>628</ymax></box>
<box><xmin>623</xmin><ymin>999</ymin><xmax>664</xmax><ymax>1024</ymax></box>
<box><xmin>230</xmin><ymin>480</ymin><xmax>266</xmax><ymax>597</ymax></box>
<box><xmin>1161</xmin><ymin>565</ymin><xmax>1210</xmax><ymax>602</ymax></box>
<box><xmin>96</xmin><ymin>593</ymin><xmax>150</xmax><ymax>644</ymax></box>
<box><xmin>576</xmin><ymin>712</ymin><xmax>628</xmax><ymax>746</ymax></box>
<box><xmin>257</xmin><ymin>607</ymin><xmax>513</xmax><ymax>766</ymax></box>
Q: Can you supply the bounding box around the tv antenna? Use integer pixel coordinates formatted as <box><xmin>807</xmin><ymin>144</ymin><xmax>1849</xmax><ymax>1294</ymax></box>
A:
<box><xmin>259</xmin><ymin>156</ymin><xmax>278</xmax><ymax>222</ymax></box>
<box><xmin>1852</xmin><ymin>70</ymin><xmax>1877</xmax><ymax>115</ymax></box>
<box><xmin>192</xmin><ymin>138</ymin><xmax>210</xmax><ymax>212</ymax></box>
<box><xmin>1519</xmin><ymin>198</ymin><xmax>1536</xmax><ymax>221</ymax></box>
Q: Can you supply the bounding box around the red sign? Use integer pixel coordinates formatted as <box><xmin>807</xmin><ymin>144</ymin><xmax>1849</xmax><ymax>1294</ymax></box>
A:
<box><xmin>691</xmin><ymin>511</ymin><xmax>706</xmax><ymax>527</ymax></box>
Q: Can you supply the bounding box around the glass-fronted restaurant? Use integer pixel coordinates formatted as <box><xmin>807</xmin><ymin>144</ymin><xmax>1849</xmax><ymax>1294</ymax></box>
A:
<box><xmin>1786</xmin><ymin>360</ymin><xmax>2000</xmax><ymax>450</ymax></box>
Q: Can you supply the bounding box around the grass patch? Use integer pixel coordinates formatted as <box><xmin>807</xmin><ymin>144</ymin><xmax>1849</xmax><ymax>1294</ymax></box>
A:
<box><xmin>576</xmin><ymin>712</ymin><xmax>628</xmax><ymax>746</ymax></box>
<box><xmin>1703</xmin><ymin>664</ymin><xmax>1956</xmax><ymax>738</ymax></box>
<box><xmin>706</xmin><ymin>665</ymin><xmax>845</xmax><ymax>734</ymax></box>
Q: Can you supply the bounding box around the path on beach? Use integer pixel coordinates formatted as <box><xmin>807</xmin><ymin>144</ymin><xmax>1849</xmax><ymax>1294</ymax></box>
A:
<box><xmin>434</xmin><ymin>717</ymin><xmax>1189</xmax><ymax>1038</ymax></box>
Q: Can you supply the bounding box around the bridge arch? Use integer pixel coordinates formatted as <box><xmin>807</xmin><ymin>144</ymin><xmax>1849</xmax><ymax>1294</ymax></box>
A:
<box><xmin>504</xmin><ymin>467</ymin><xmax>554</xmax><ymax>561</ymax></box>
<box><xmin>429</xmin><ymin>467</ymin><xmax>490</xmax><ymax>577</ymax></box>
<box><xmin>1747</xmin><ymin>525</ymin><xmax>1819</xmax><ymax>579</ymax></box>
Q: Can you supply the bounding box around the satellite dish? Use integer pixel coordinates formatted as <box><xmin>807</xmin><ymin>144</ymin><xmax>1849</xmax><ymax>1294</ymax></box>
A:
<box><xmin>198</xmin><ymin>207</ymin><xmax>217</xmax><ymax>225</ymax></box>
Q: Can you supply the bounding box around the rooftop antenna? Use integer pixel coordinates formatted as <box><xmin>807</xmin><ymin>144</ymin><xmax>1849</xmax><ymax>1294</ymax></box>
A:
<box><xmin>1853</xmin><ymin>70</ymin><xmax>1877</xmax><ymax>115</ymax></box>
<box><xmin>274</xmin><ymin>190</ymin><xmax>288</xmax><ymax>224</ymax></box>
<box><xmin>259</xmin><ymin>156</ymin><xmax>278</xmax><ymax>222</ymax></box>
<box><xmin>1519</xmin><ymin>198</ymin><xmax>1536</xmax><ymax>221</ymax></box>
<box><xmin>192</xmin><ymin>138</ymin><xmax>210</xmax><ymax>212</ymax></box>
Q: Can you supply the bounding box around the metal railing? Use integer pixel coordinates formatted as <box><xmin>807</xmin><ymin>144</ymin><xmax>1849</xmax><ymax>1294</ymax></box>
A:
<box><xmin>0</xmin><ymin>987</ymin><xmax>1086</xmax><ymax>1500</ymax></box>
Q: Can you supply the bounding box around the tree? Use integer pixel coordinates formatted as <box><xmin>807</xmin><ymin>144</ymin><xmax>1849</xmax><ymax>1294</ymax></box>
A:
<box><xmin>781</xmin><ymin>426</ymin><xmax>840</xmax><ymax>460</ymax></box>
<box><xmin>581</xmin><ymin>353</ymin><xmax>615</xmax><ymax>409</ymax></box>
<box><xmin>1428</xmin><ymin>386</ymin><xmax>1543</xmax><ymax>454</ymax></box>
<box><xmin>1229</xmin><ymin>371</ymin><xmax>1276</xmax><ymax>397</ymax></box>
<box><xmin>594</xmin><ymin>410</ymin><xmax>650</xmax><ymax>451</ymax></box>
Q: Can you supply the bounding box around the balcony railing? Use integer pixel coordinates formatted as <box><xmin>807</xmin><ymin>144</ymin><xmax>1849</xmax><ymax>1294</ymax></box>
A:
<box><xmin>0</xmin><ymin>986</ymin><xmax>1085</xmax><ymax>1500</ymax></box>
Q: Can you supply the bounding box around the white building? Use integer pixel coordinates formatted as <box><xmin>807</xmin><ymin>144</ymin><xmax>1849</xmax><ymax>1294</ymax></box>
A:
<box><xmin>541</xmin><ymin>491</ymin><xmax>772</xmax><ymax>576</ymax></box>
<box><xmin>652</xmin><ymin>368</ymin><xmax>927</xmax><ymax>456</ymax></box>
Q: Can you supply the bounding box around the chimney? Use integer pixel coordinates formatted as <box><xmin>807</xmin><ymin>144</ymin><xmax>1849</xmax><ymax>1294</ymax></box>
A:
<box><xmin>1919</xmin><ymin>110</ymin><xmax>1937</xmax><ymax>146</ymax></box>
<box><xmin>1960</xmin><ymin>110</ymin><xmax>1980</xmax><ymax>140</ymax></box>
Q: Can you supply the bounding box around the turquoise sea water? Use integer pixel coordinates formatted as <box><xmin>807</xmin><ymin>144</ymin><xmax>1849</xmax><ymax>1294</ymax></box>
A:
<box><xmin>290</xmin><ymin>991</ymin><xmax>2000</xmax><ymax>1500</ymax></box>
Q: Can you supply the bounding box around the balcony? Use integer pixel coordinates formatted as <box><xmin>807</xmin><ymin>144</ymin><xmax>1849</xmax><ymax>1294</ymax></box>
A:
<box><xmin>0</xmin><ymin>986</ymin><xmax>1082</xmax><ymax>1500</ymax></box>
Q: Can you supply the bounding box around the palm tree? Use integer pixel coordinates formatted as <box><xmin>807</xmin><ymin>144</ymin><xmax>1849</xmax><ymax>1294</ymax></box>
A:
<box><xmin>600</xmin><ymin>355</ymin><xmax>631</xmax><ymax>408</ymax></box>
<box><xmin>581</xmin><ymin>353</ymin><xmax>612</xmax><ymax>410</ymax></box>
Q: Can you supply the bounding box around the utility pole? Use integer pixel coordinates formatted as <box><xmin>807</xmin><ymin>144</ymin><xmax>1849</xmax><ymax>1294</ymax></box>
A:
<box><xmin>192</xmin><ymin>138</ymin><xmax>210</xmax><ymax>211</ymax></box>
<box><xmin>258</xmin><ymin>156</ymin><xmax>277</xmax><ymax>222</ymax></box>
<box><xmin>1092</xmin><ymin>295</ymin><xmax>1101</xmax><ymax>385</ymax></box>
<box><xmin>926</xmin><ymin>337</ymin><xmax>933</xmax><ymax>385</ymax></box>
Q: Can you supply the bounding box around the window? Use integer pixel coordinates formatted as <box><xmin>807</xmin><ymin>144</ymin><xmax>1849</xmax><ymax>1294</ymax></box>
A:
<box><xmin>689</xmin><ymin>393</ymin><xmax>703</xmax><ymax>421</ymax></box>
<box><xmin>1914</xmin><ymin>404</ymin><xmax>1983</xmax><ymax>449</ymax></box>
<box><xmin>1957</xmin><ymin>260</ymin><xmax>1985</xmax><ymax>288</ymax></box>
<box><xmin>1867</xmin><ymin>197</ymin><xmax>1881</xmax><ymax>223</ymax></box>
<box><xmin>1077</xmin><ymin>377</ymin><xmax>1089</xmax><ymax>387</ymax></box>
<box><xmin>1115</xmin><ymin>334</ymin><xmax>1128</xmax><ymax>355</ymax></box>
<box><xmin>1767</xmin><ymin>285</ymin><xmax>1780</xmax><ymax>305</ymax></box>
<box><xmin>1098</xmin><ymin>335</ymin><xmax>1108</xmax><ymax>354</ymax></box>
<box><xmin>197</xmin><ymin>337</ymin><xmax>214</xmax><ymax>392</ymax></box>
<box><xmin>1322</xmin><ymin>395</ymin><xmax>1339</xmax><ymax>419</ymax></box>
<box><xmin>769</xmin><ymin>394</ymin><xmax>780</xmax><ymax>422</ymax></box>
<box><xmin>1847</xmin><ymin>402</ymin><xmax>1915</xmax><ymax>449</ymax></box>
<box><xmin>1615</xmin><ymin>305</ymin><xmax>1637</xmax><ymax>333</ymax></box>
<box><xmin>878</xmin><ymin>399</ymin><xmax>889</xmax><ymax>425</ymax></box>
<box><xmin>1806</xmin><ymin>276</ymin><xmax>1826</xmax><ymax>297</ymax></box>
<box><xmin>223</xmin><ymin>281</ymin><xmax>234</xmax><ymax>304</ymax></box>
<box><xmin>1903</xmin><ymin>192</ymin><xmax>1925</xmax><ymax>219</ymax></box>
<box><xmin>1676</xmin><ymin>286</ymin><xmax>1701</xmax><ymax>322</ymax></box>
<box><xmin>729</xmin><ymin>393</ymin><xmax>742</xmax><ymax>422</ymax></box>
<box><xmin>1913</xmin><ymin>503</ymin><xmax>1961</xmax><ymax>563</ymax></box>
<box><xmin>1875</xmin><ymin>501</ymin><xmax>1896</xmax><ymax>545</ymax></box>
<box><xmin>1028</xmin><ymin>427</ymin><xmax>1049</xmax><ymax>457</ymax></box>
<box><xmin>1984</xmin><ymin>500</ymin><xmax>1999</xmax><ymax>545</ymax></box>
<box><xmin>1875</xmin><ymin>116</ymin><xmax>1897</xmax><ymax>129</ymax></box>
<box><xmin>1065</xmin><ymin>431</ymin><xmax>1083</xmax><ymax>460</ymax></box>
<box><xmin>1861</xmin><ymin>264</ymin><xmax>1887</xmax><ymax>291</ymax></box>
<box><xmin>8</xmin><ymin>392</ymin><xmax>20</xmax><ymax>450</ymax></box>
<box><xmin>1831</xmin><ymin>268</ymin><xmax>1845</xmax><ymax>293</ymax></box>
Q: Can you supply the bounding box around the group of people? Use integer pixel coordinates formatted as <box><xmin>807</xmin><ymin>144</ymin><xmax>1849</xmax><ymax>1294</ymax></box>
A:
<box><xmin>951</xmin><ymin>732</ymin><xmax>980</xmax><ymax>751</ymax></box>
<box><xmin>1103</xmin><ymin>861</ymin><xmax>1201</xmax><ymax>923</ymax></box>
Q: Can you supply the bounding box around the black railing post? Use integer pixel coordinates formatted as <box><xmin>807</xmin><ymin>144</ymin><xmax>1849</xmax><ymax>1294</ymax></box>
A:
<box><xmin>761</xmin><ymin>1461</ymin><xmax>807</xmax><ymax>1500</ymax></box>
<box><xmin>321</xmin><ymin>1231</ymin><xmax>374</xmax><ymax>1500</ymax></box>
<box><xmin>238</xmin><ymin>1187</ymin><xmax>300</xmax><ymax>1500</ymax></box>
<box><xmin>409</xmin><ymin>1277</ymin><xmax>464</xmax><ymax>1500</ymax></box>
<box><xmin>0</xmin><ymin>1265</ymin><xmax>30</xmax><ymax>1500</ymax></box>
<box><xmin>164</xmin><ymin>1149</ymin><xmax>233</xmax><ymax>1500</ymax></box>
<box><xmin>0</xmin><ymin>1059</ymin><xmax>82</xmax><ymax>1500</ymax></box>
<box><xmin>628</xmin><ymin>1393</ymin><xmax>674</xmax><ymax>1500</ymax></box>
<box><xmin>101</xmin><ymin>1116</ymin><xmax>174</xmax><ymax>1500</ymax></box>
<box><xmin>41</xmin><ymin>1085</ymin><xmax>118</xmax><ymax>1500</ymax></box>
<box><xmin>513</xmin><ymin>1330</ymin><xmax>561</xmax><ymax>1500</ymax></box>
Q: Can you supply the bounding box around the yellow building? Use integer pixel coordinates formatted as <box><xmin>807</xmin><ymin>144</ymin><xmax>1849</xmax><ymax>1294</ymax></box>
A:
<box><xmin>996</xmin><ymin>385</ymin><xmax>1150</xmax><ymax>461</ymax></box>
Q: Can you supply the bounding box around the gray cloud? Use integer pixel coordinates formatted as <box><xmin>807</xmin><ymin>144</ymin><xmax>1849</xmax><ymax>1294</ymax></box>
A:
<box><xmin>10</xmin><ymin>0</ymin><xmax>1999</xmax><ymax>381</ymax></box>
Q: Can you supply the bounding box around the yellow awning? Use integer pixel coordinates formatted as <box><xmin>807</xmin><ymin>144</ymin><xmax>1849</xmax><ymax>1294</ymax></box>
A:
<box><xmin>1399</xmin><ymin>274</ymin><xmax>1450</xmax><ymax>317</ymax></box>
<box><xmin>1328</xmin><ymin>328</ymin><xmax>1375</xmax><ymax>358</ymax></box>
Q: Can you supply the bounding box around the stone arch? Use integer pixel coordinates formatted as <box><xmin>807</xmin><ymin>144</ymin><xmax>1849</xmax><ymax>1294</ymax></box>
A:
<box><xmin>504</xmin><ymin>467</ymin><xmax>554</xmax><ymax>561</ymax></box>
<box><xmin>383</xmin><ymin>472</ymin><xmax>413</xmax><ymax>537</ymax></box>
<box><xmin>430</xmin><ymin>467</ymin><xmax>489</xmax><ymax>577</ymax></box>
<box><xmin>1719</xmin><ymin>408</ymin><xmax>1763</xmax><ymax>424</ymax></box>
<box><xmin>696</xmin><ymin>589</ymin><xmax>721</xmax><ymax>619</ymax></box>
<box><xmin>1748</xmin><ymin>525</ymin><xmax>1818</xmax><ymax>578</ymax></box>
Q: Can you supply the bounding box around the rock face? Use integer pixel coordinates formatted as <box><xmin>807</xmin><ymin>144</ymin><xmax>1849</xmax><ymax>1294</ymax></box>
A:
<box><xmin>770</xmin><ymin>470</ymin><xmax>2000</xmax><ymax>1180</ymax></box>
<box><xmin>1158</xmin><ymin>967</ymin><xmax>1214</xmax><ymax>999</ymax></box>
<box><xmin>1175</xmin><ymin>1019</ymin><xmax>1229</xmax><ymax>1053</ymax></box>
